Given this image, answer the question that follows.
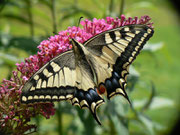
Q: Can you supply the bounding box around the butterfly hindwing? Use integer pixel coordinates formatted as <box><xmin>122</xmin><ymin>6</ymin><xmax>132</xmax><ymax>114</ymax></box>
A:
<box><xmin>84</xmin><ymin>24</ymin><xmax>154</xmax><ymax>100</ymax></box>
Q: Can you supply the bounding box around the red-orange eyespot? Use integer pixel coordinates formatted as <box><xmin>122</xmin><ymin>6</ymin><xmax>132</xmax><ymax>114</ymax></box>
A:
<box><xmin>97</xmin><ymin>84</ymin><xmax>106</xmax><ymax>95</ymax></box>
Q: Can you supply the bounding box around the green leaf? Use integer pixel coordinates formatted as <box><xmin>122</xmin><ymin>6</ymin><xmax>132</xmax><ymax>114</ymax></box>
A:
<box><xmin>0</xmin><ymin>52</ymin><xmax>21</xmax><ymax>66</ymax></box>
<box><xmin>143</xmin><ymin>42</ymin><xmax>164</xmax><ymax>52</ymax></box>
<box><xmin>0</xmin><ymin>0</ymin><xmax>24</xmax><ymax>11</ymax></box>
<box><xmin>0</xmin><ymin>32</ymin><xmax>12</xmax><ymax>46</ymax></box>
<box><xmin>106</xmin><ymin>98</ymin><xmax>129</xmax><ymax>135</ymax></box>
<box><xmin>0</xmin><ymin>13</ymin><xmax>29</xmax><ymax>24</ymax></box>
<box><xmin>114</xmin><ymin>98</ymin><xmax>129</xmax><ymax>117</ymax></box>
<box><xmin>149</xmin><ymin>97</ymin><xmax>174</xmax><ymax>109</ymax></box>
<box><xmin>8</xmin><ymin>37</ymin><xmax>38</xmax><ymax>54</ymax></box>
<box><xmin>129</xmin><ymin>66</ymin><xmax>140</xmax><ymax>77</ymax></box>
<box><xmin>110</xmin><ymin>114</ymin><xmax>129</xmax><ymax>135</ymax></box>
<box><xmin>38</xmin><ymin>0</ymin><xmax>51</xmax><ymax>8</ymax></box>
<box><xmin>67</xmin><ymin>109</ymin><xmax>84</xmax><ymax>135</ymax></box>
<box><xmin>141</xmin><ymin>81</ymin><xmax>156</xmax><ymax>111</ymax></box>
<box><xmin>137</xmin><ymin>113</ymin><xmax>155</xmax><ymax>135</ymax></box>
<box><xmin>153</xmin><ymin>121</ymin><xmax>166</xmax><ymax>131</ymax></box>
<box><xmin>132</xmin><ymin>2</ymin><xmax>154</xmax><ymax>8</ymax></box>
<box><xmin>127</xmin><ymin>66</ymin><xmax>140</xmax><ymax>92</ymax></box>
<box><xmin>133</xmin><ymin>97</ymin><xmax>174</xmax><ymax>110</ymax></box>
<box><xmin>133</xmin><ymin>99</ymin><xmax>147</xmax><ymax>109</ymax></box>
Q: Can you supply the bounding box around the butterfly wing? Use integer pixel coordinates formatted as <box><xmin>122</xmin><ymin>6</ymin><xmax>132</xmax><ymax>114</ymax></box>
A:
<box><xmin>21</xmin><ymin>50</ymin><xmax>104</xmax><ymax>124</ymax></box>
<box><xmin>21</xmin><ymin>50</ymin><xmax>76</xmax><ymax>103</ymax></box>
<box><xmin>84</xmin><ymin>24</ymin><xmax>154</xmax><ymax>100</ymax></box>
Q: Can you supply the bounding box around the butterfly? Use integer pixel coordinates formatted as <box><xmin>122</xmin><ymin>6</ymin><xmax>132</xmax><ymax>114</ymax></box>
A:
<box><xmin>20</xmin><ymin>24</ymin><xmax>154</xmax><ymax>125</ymax></box>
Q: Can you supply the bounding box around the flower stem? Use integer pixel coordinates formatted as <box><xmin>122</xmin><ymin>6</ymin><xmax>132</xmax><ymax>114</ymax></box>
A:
<box><xmin>108</xmin><ymin>114</ymin><xmax>116</xmax><ymax>135</ymax></box>
<box><xmin>141</xmin><ymin>81</ymin><xmax>156</xmax><ymax>112</ymax></box>
<box><xmin>51</xmin><ymin>0</ymin><xmax>57</xmax><ymax>33</ymax></box>
<box><xmin>27</xmin><ymin>0</ymin><xmax>34</xmax><ymax>38</ymax></box>
<box><xmin>119</xmin><ymin>0</ymin><xmax>125</xmax><ymax>16</ymax></box>
<box><xmin>35</xmin><ymin>116</ymin><xmax>40</xmax><ymax>135</ymax></box>
<box><xmin>57</xmin><ymin>103</ymin><xmax>63</xmax><ymax>135</ymax></box>
<box><xmin>109</xmin><ymin>0</ymin><xmax>114</xmax><ymax>16</ymax></box>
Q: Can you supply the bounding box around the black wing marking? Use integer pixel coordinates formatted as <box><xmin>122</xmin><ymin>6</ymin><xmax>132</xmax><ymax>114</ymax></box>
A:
<box><xmin>84</xmin><ymin>24</ymin><xmax>154</xmax><ymax>100</ymax></box>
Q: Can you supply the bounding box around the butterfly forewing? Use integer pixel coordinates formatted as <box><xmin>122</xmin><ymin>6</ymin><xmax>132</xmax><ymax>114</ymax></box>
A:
<box><xmin>21</xmin><ymin>50</ymin><xmax>77</xmax><ymax>103</ymax></box>
<box><xmin>84</xmin><ymin>24</ymin><xmax>154</xmax><ymax>100</ymax></box>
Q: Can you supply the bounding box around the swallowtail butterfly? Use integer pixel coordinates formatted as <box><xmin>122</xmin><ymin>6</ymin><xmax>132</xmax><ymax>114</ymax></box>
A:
<box><xmin>21</xmin><ymin>24</ymin><xmax>154</xmax><ymax>125</ymax></box>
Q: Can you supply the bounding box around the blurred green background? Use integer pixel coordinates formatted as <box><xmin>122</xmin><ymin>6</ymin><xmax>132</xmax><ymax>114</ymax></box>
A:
<box><xmin>0</xmin><ymin>0</ymin><xmax>180</xmax><ymax>135</ymax></box>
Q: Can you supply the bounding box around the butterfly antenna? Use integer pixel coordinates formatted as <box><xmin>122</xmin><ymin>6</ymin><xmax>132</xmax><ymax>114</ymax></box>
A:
<box><xmin>75</xmin><ymin>16</ymin><xmax>83</xmax><ymax>38</ymax></box>
<box><xmin>78</xmin><ymin>16</ymin><xmax>83</xmax><ymax>27</ymax></box>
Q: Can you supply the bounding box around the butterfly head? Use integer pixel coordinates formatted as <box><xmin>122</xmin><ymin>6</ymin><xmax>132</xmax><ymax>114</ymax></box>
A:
<box><xmin>70</xmin><ymin>38</ymin><xmax>81</xmax><ymax>52</ymax></box>
<box><xmin>70</xmin><ymin>38</ymin><xmax>89</xmax><ymax>59</ymax></box>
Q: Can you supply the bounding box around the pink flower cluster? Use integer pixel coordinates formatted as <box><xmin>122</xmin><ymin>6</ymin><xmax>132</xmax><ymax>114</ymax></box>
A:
<box><xmin>81</xmin><ymin>15</ymin><xmax>153</xmax><ymax>36</ymax></box>
<box><xmin>0</xmin><ymin>71</ymin><xmax>56</xmax><ymax>134</ymax></box>
<box><xmin>0</xmin><ymin>15</ymin><xmax>153</xmax><ymax>134</ymax></box>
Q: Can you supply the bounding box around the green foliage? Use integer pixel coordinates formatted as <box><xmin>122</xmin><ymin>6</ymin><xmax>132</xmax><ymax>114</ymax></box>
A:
<box><xmin>0</xmin><ymin>0</ymin><xmax>179</xmax><ymax>135</ymax></box>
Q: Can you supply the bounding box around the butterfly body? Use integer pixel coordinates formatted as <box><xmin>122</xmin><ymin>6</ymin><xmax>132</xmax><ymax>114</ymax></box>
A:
<box><xmin>21</xmin><ymin>24</ymin><xmax>154</xmax><ymax>125</ymax></box>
